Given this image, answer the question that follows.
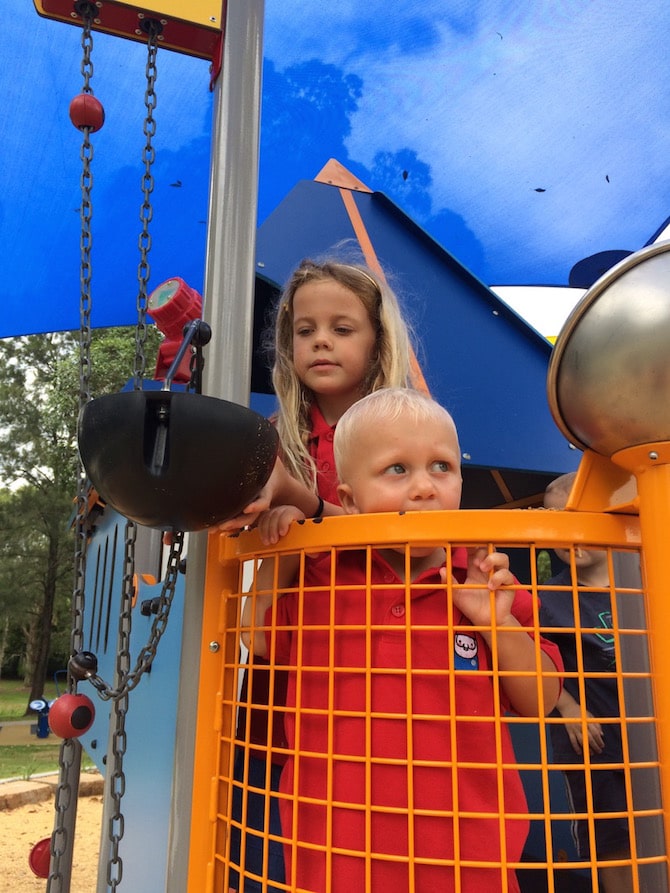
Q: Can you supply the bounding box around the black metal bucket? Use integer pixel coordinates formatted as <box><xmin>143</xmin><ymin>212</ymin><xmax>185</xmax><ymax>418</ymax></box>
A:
<box><xmin>78</xmin><ymin>390</ymin><xmax>279</xmax><ymax>531</ymax></box>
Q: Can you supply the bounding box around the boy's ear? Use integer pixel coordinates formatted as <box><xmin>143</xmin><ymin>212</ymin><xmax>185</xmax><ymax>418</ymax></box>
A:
<box><xmin>337</xmin><ymin>483</ymin><xmax>359</xmax><ymax>514</ymax></box>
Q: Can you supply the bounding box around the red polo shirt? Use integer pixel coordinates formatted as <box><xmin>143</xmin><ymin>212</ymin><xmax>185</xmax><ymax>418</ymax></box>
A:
<box><xmin>269</xmin><ymin>547</ymin><xmax>561</xmax><ymax>893</ymax></box>
<box><xmin>236</xmin><ymin>403</ymin><xmax>340</xmax><ymax>758</ymax></box>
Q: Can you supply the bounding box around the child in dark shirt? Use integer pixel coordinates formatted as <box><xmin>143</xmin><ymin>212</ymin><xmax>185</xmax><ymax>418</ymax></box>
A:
<box><xmin>541</xmin><ymin>471</ymin><xmax>633</xmax><ymax>893</ymax></box>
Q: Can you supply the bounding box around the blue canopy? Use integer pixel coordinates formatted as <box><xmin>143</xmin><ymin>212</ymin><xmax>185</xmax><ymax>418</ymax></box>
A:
<box><xmin>1</xmin><ymin>1</ymin><xmax>668</xmax><ymax>339</ymax></box>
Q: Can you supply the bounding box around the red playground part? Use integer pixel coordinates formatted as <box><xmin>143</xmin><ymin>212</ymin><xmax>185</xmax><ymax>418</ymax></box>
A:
<box><xmin>48</xmin><ymin>692</ymin><xmax>95</xmax><ymax>738</ymax></box>
<box><xmin>29</xmin><ymin>837</ymin><xmax>51</xmax><ymax>878</ymax></box>
<box><xmin>69</xmin><ymin>93</ymin><xmax>105</xmax><ymax>132</ymax></box>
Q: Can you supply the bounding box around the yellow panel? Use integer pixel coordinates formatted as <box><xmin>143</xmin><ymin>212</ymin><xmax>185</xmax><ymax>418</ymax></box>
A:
<box><xmin>112</xmin><ymin>0</ymin><xmax>222</xmax><ymax>30</ymax></box>
<box><xmin>34</xmin><ymin>0</ymin><xmax>223</xmax><ymax>60</ymax></box>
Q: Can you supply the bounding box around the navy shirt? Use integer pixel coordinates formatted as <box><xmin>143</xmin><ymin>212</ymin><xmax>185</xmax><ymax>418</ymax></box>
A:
<box><xmin>540</xmin><ymin>567</ymin><xmax>622</xmax><ymax>763</ymax></box>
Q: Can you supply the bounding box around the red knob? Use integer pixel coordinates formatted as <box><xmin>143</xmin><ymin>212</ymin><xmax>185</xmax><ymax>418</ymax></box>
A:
<box><xmin>48</xmin><ymin>693</ymin><xmax>95</xmax><ymax>738</ymax></box>
<box><xmin>69</xmin><ymin>93</ymin><xmax>105</xmax><ymax>132</ymax></box>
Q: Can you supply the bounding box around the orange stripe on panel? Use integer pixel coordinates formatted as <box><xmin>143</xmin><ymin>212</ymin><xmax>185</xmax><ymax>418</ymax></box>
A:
<box><xmin>338</xmin><ymin>187</ymin><xmax>430</xmax><ymax>396</ymax></box>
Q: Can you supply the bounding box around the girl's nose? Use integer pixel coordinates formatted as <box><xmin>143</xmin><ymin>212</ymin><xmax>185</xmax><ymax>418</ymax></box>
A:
<box><xmin>313</xmin><ymin>328</ymin><xmax>333</xmax><ymax>349</ymax></box>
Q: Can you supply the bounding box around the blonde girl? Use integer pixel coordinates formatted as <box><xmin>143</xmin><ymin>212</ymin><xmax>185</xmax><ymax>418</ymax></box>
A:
<box><xmin>223</xmin><ymin>257</ymin><xmax>416</xmax><ymax>539</ymax></box>
<box><xmin>228</xmin><ymin>256</ymin><xmax>418</xmax><ymax>893</ymax></box>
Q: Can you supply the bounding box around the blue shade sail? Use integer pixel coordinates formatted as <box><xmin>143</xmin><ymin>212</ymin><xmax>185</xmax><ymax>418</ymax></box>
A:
<box><xmin>1</xmin><ymin>1</ymin><xmax>668</xmax><ymax>339</ymax></box>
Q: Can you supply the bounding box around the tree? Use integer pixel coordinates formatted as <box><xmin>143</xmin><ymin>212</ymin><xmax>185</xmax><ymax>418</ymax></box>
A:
<box><xmin>0</xmin><ymin>327</ymin><xmax>159</xmax><ymax>710</ymax></box>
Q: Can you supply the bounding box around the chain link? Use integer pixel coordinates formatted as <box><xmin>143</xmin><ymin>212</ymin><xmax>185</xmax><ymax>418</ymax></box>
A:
<box><xmin>48</xmin><ymin>7</ymin><xmax>97</xmax><ymax>891</ymax></box>
<box><xmin>87</xmin><ymin>529</ymin><xmax>185</xmax><ymax>703</ymax></box>
<box><xmin>103</xmin><ymin>26</ymin><xmax>164</xmax><ymax>886</ymax></box>
<box><xmin>48</xmin><ymin>739</ymin><xmax>83</xmax><ymax>893</ymax></box>
<box><xmin>102</xmin><ymin>526</ymin><xmax>183</xmax><ymax>889</ymax></box>
<box><xmin>133</xmin><ymin>25</ymin><xmax>160</xmax><ymax>388</ymax></box>
<box><xmin>105</xmin><ymin>519</ymin><xmax>134</xmax><ymax>889</ymax></box>
<box><xmin>54</xmin><ymin>15</ymin><xmax>173</xmax><ymax>892</ymax></box>
<box><xmin>73</xmin><ymin>0</ymin><xmax>96</xmax><ymax>657</ymax></box>
<box><xmin>99</xmin><ymin>30</ymin><xmax>167</xmax><ymax>885</ymax></box>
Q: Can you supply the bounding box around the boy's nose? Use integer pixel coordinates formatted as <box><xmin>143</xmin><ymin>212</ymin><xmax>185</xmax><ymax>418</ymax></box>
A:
<box><xmin>409</xmin><ymin>472</ymin><xmax>436</xmax><ymax>500</ymax></box>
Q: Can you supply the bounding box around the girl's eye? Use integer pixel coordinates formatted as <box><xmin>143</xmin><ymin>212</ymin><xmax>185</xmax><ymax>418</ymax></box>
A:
<box><xmin>432</xmin><ymin>461</ymin><xmax>450</xmax><ymax>472</ymax></box>
<box><xmin>334</xmin><ymin>326</ymin><xmax>353</xmax><ymax>335</ymax></box>
<box><xmin>295</xmin><ymin>327</ymin><xmax>313</xmax><ymax>337</ymax></box>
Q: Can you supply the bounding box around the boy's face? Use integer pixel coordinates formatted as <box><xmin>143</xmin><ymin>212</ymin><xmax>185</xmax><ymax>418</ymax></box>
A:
<box><xmin>553</xmin><ymin>545</ymin><xmax>607</xmax><ymax>571</ymax></box>
<box><xmin>544</xmin><ymin>486</ymin><xmax>607</xmax><ymax>571</ymax></box>
<box><xmin>337</xmin><ymin>410</ymin><xmax>462</xmax><ymax>515</ymax></box>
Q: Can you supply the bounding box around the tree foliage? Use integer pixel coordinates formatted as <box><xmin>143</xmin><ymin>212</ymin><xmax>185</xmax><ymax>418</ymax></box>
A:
<box><xmin>0</xmin><ymin>327</ymin><xmax>159</xmax><ymax>709</ymax></box>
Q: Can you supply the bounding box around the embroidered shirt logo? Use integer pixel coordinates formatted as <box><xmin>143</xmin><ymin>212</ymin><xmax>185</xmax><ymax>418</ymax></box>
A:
<box><xmin>454</xmin><ymin>632</ymin><xmax>478</xmax><ymax>669</ymax></box>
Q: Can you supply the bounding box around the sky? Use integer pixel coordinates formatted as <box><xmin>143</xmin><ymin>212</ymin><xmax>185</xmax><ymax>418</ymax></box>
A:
<box><xmin>0</xmin><ymin>0</ymin><xmax>668</xmax><ymax>338</ymax></box>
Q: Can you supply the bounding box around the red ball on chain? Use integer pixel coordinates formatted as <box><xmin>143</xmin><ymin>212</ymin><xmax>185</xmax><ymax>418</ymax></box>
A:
<box><xmin>48</xmin><ymin>692</ymin><xmax>95</xmax><ymax>738</ymax></box>
<box><xmin>69</xmin><ymin>93</ymin><xmax>105</xmax><ymax>132</ymax></box>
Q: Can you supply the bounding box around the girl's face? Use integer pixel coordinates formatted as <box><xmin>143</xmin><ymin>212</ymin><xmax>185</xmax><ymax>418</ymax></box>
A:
<box><xmin>291</xmin><ymin>278</ymin><xmax>377</xmax><ymax>421</ymax></box>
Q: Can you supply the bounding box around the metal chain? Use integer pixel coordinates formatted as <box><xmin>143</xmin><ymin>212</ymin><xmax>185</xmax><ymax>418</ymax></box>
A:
<box><xmin>133</xmin><ymin>23</ymin><xmax>160</xmax><ymax>389</ymax></box>
<box><xmin>103</xmin><ymin>32</ymin><xmax>166</xmax><ymax>884</ymax></box>
<box><xmin>101</xmin><ymin>526</ymin><xmax>183</xmax><ymax>889</ymax></box>
<box><xmin>73</xmin><ymin>0</ymin><xmax>96</xmax><ymax>665</ymax></box>
<box><xmin>105</xmin><ymin>519</ymin><xmax>135</xmax><ymax>890</ymax></box>
<box><xmin>78</xmin><ymin>529</ymin><xmax>185</xmax><ymax>702</ymax></box>
<box><xmin>48</xmin><ymin>7</ymin><xmax>97</xmax><ymax>892</ymax></box>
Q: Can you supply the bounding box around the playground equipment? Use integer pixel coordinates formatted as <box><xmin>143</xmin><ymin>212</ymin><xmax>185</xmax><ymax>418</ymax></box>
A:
<box><xmin>186</xmin><ymin>242</ymin><xmax>670</xmax><ymax>892</ymax></box>
<box><xmin>32</xmin><ymin>1</ymin><xmax>670</xmax><ymax>891</ymax></box>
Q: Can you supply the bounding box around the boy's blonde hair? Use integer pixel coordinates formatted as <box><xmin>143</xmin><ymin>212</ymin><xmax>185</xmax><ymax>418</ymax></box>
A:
<box><xmin>333</xmin><ymin>388</ymin><xmax>459</xmax><ymax>479</ymax></box>
<box><xmin>544</xmin><ymin>471</ymin><xmax>577</xmax><ymax>509</ymax></box>
<box><xmin>271</xmin><ymin>259</ymin><xmax>414</xmax><ymax>488</ymax></box>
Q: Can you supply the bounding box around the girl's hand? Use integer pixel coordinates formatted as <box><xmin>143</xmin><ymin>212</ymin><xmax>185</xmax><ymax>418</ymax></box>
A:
<box><xmin>441</xmin><ymin>547</ymin><xmax>516</xmax><ymax>627</ymax></box>
<box><xmin>218</xmin><ymin>458</ymin><xmax>291</xmax><ymax>533</ymax></box>
<box><xmin>217</xmin><ymin>488</ymin><xmax>272</xmax><ymax>533</ymax></box>
<box><xmin>257</xmin><ymin>505</ymin><xmax>306</xmax><ymax>545</ymax></box>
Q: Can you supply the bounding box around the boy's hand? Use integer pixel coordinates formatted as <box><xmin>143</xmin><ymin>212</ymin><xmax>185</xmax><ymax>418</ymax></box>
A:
<box><xmin>441</xmin><ymin>547</ymin><xmax>516</xmax><ymax>627</ymax></box>
<box><xmin>558</xmin><ymin>699</ymin><xmax>605</xmax><ymax>755</ymax></box>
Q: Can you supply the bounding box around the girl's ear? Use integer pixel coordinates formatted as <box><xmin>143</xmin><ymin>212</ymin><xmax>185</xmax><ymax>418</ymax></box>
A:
<box><xmin>337</xmin><ymin>483</ymin><xmax>359</xmax><ymax>514</ymax></box>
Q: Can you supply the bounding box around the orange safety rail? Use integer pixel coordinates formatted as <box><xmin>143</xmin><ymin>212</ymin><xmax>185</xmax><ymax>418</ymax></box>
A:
<box><xmin>188</xmin><ymin>509</ymin><xmax>669</xmax><ymax>892</ymax></box>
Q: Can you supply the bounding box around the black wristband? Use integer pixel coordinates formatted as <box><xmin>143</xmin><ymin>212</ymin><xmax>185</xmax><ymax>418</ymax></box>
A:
<box><xmin>312</xmin><ymin>496</ymin><xmax>324</xmax><ymax>519</ymax></box>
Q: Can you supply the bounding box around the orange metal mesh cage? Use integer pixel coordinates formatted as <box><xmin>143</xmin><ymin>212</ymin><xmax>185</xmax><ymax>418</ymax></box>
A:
<box><xmin>188</xmin><ymin>509</ymin><xmax>668</xmax><ymax>892</ymax></box>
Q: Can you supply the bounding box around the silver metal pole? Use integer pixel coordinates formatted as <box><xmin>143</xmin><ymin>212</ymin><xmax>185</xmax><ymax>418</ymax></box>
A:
<box><xmin>166</xmin><ymin>1</ymin><xmax>265</xmax><ymax>889</ymax></box>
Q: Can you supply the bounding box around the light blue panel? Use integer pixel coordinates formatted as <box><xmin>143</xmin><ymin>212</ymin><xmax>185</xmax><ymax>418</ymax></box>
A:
<box><xmin>77</xmin><ymin>505</ymin><xmax>186</xmax><ymax>890</ymax></box>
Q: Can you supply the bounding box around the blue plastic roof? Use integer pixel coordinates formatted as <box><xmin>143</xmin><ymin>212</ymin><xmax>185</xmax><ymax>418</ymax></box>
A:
<box><xmin>254</xmin><ymin>174</ymin><xmax>576</xmax><ymax>477</ymax></box>
<box><xmin>1</xmin><ymin>2</ymin><xmax>669</xmax><ymax>340</ymax></box>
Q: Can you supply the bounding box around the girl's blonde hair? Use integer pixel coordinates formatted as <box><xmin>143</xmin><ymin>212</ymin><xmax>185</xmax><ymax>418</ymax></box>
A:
<box><xmin>271</xmin><ymin>258</ymin><xmax>414</xmax><ymax>488</ymax></box>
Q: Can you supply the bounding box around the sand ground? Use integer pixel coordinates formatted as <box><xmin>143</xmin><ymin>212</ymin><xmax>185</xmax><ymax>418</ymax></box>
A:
<box><xmin>0</xmin><ymin>792</ymin><xmax>103</xmax><ymax>893</ymax></box>
<box><xmin>0</xmin><ymin>721</ymin><xmax>102</xmax><ymax>893</ymax></box>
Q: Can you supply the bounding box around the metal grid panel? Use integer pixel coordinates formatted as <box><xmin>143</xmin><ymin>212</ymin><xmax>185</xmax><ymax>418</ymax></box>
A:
<box><xmin>189</xmin><ymin>509</ymin><xmax>668</xmax><ymax>892</ymax></box>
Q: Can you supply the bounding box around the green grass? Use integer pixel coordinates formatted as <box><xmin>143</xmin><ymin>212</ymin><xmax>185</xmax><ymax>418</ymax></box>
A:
<box><xmin>0</xmin><ymin>744</ymin><xmax>95</xmax><ymax>781</ymax></box>
<box><xmin>0</xmin><ymin>678</ymin><xmax>61</xmax><ymax>722</ymax></box>
<box><xmin>0</xmin><ymin>679</ymin><xmax>95</xmax><ymax>780</ymax></box>
<box><xmin>0</xmin><ymin>744</ymin><xmax>63</xmax><ymax>780</ymax></box>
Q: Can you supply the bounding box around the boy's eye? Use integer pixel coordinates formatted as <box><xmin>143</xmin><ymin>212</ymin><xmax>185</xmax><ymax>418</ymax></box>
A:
<box><xmin>385</xmin><ymin>463</ymin><xmax>406</xmax><ymax>475</ymax></box>
<box><xmin>432</xmin><ymin>460</ymin><xmax>450</xmax><ymax>472</ymax></box>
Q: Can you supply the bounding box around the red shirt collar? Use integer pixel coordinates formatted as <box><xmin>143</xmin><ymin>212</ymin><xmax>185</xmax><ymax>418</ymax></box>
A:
<box><xmin>308</xmin><ymin>402</ymin><xmax>334</xmax><ymax>441</ymax></box>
